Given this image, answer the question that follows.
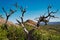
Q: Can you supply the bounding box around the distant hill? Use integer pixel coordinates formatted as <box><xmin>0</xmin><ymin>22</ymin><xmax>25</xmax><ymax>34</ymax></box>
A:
<box><xmin>25</xmin><ymin>19</ymin><xmax>60</xmax><ymax>26</ymax></box>
<box><xmin>48</xmin><ymin>22</ymin><xmax>60</xmax><ymax>25</ymax></box>
<box><xmin>39</xmin><ymin>22</ymin><xmax>60</xmax><ymax>25</ymax></box>
<box><xmin>0</xmin><ymin>18</ymin><xmax>14</xmax><ymax>26</ymax></box>
<box><xmin>25</xmin><ymin>19</ymin><xmax>37</xmax><ymax>26</ymax></box>
<box><xmin>0</xmin><ymin>18</ymin><xmax>60</xmax><ymax>26</ymax></box>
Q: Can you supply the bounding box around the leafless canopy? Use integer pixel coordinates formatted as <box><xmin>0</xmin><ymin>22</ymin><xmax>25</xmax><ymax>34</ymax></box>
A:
<box><xmin>15</xmin><ymin>3</ymin><xmax>36</xmax><ymax>40</ymax></box>
<box><xmin>14</xmin><ymin>3</ymin><xmax>28</xmax><ymax>34</ymax></box>
<box><xmin>35</xmin><ymin>5</ymin><xmax>59</xmax><ymax>27</ymax></box>
<box><xmin>2</xmin><ymin>7</ymin><xmax>17</xmax><ymax>30</ymax></box>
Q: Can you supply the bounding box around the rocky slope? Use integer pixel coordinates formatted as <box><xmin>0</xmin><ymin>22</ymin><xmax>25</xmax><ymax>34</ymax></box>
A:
<box><xmin>25</xmin><ymin>19</ymin><xmax>37</xmax><ymax>26</ymax></box>
<box><xmin>0</xmin><ymin>18</ymin><xmax>14</xmax><ymax>26</ymax></box>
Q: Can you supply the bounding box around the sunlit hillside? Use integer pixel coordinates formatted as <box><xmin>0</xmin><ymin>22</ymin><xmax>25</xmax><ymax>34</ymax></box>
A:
<box><xmin>0</xmin><ymin>18</ymin><xmax>60</xmax><ymax>40</ymax></box>
<box><xmin>0</xmin><ymin>0</ymin><xmax>60</xmax><ymax>40</ymax></box>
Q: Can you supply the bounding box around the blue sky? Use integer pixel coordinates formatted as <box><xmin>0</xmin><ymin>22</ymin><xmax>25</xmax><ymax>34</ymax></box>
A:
<box><xmin>0</xmin><ymin>0</ymin><xmax>60</xmax><ymax>23</ymax></box>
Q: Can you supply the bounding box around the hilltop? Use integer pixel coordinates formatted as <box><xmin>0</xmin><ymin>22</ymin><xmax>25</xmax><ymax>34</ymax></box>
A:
<box><xmin>0</xmin><ymin>18</ymin><xmax>14</xmax><ymax>26</ymax></box>
<box><xmin>25</xmin><ymin>19</ymin><xmax>37</xmax><ymax>26</ymax></box>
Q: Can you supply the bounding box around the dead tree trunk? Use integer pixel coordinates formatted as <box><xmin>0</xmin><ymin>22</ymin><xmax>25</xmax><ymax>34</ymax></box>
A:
<box><xmin>21</xmin><ymin>14</ymin><xmax>35</xmax><ymax>40</ymax></box>
<box><xmin>15</xmin><ymin>5</ymin><xmax>36</xmax><ymax>40</ymax></box>
<box><xmin>20</xmin><ymin>17</ymin><xmax>29</xmax><ymax>34</ymax></box>
<box><xmin>2</xmin><ymin>7</ymin><xmax>17</xmax><ymax>30</ymax></box>
<box><xmin>36</xmin><ymin>21</ymin><xmax>40</xmax><ymax>27</ymax></box>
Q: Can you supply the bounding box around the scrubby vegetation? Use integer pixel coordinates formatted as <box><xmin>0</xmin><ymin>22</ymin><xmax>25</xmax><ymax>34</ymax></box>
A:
<box><xmin>0</xmin><ymin>2</ymin><xmax>60</xmax><ymax>40</ymax></box>
<box><xmin>0</xmin><ymin>24</ymin><xmax>60</xmax><ymax>40</ymax></box>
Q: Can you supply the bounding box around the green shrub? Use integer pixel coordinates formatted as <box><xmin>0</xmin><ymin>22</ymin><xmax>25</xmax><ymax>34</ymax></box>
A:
<box><xmin>0</xmin><ymin>25</ymin><xmax>60</xmax><ymax>40</ymax></box>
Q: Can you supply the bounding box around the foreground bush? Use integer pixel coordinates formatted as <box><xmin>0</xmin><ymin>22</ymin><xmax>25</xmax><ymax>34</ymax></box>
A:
<box><xmin>0</xmin><ymin>25</ymin><xmax>60</xmax><ymax>40</ymax></box>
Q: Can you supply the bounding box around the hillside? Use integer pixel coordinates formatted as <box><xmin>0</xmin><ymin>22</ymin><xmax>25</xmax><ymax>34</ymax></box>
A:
<box><xmin>25</xmin><ymin>19</ymin><xmax>60</xmax><ymax>27</ymax></box>
<box><xmin>0</xmin><ymin>18</ymin><xmax>14</xmax><ymax>26</ymax></box>
<box><xmin>25</xmin><ymin>19</ymin><xmax>37</xmax><ymax>26</ymax></box>
<box><xmin>0</xmin><ymin>18</ymin><xmax>60</xmax><ymax>40</ymax></box>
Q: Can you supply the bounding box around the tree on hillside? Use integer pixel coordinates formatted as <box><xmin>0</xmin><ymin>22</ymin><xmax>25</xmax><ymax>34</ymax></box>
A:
<box><xmin>16</xmin><ymin>6</ymin><xmax>28</xmax><ymax>34</ymax></box>
<box><xmin>15</xmin><ymin>3</ymin><xmax>36</xmax><ymax>40</ymax></box>
<box><xmin>35</xmin><ymin>5</ymin><xmax>59</xmax><ymax>27</ymax></box>
<box><xmin>2</xmin><ymin>7</ymin><xmax>17</xmax><ymax>30</ymax></box>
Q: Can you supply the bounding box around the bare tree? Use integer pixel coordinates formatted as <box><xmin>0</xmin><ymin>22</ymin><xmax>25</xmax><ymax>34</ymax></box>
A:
<box><xmin>15</xmin><ymin>5</ymin><xmax>28</xmax><ymax>34</ymax></box>
<box><xmin>35</xmin><ymin>5</ymin><xmax>59</xmax><ymax>27</ymax></box>
<box><xmin>2</xmin><ymin>7</ymin><xmax>17</xmax><ymax>30</ymax></box>
<box><xmin>46</xmin><ymin>5</ymin><xmax>59</xmax><ymax>18</ymax></box>
<box><xmin>15</xmin><ymin>3</ymin><xmax>36</xmax><ymax>40</ymax></box>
